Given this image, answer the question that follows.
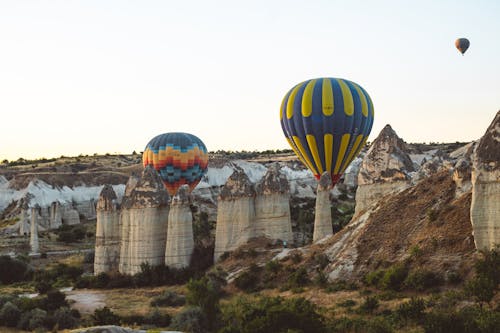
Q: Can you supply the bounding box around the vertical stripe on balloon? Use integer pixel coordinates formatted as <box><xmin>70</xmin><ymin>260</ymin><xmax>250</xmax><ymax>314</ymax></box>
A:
<box><xmin>337</xmin><ymin>79</ymin><xmax>354</xmax><ymax>116</ymax></box>
<box><xmin>306</xmin><ymin>134</ymin><xmax>324</xmax><ymax>174</ymax></box>
<box><xmin>321</xmin><ymin>78</ymin><xmax>334</xmax><ymax>116</ymax></box>
<box><xmin>334</xmin><ymin>134</ymin><xmax>351</xmax><ymax>174</ymax></box>
<box><xmin>286</xmin><ymin>83</ymin><xmax>305</xmax><ymax>119</ymax></box>
<box><xmin>339</xmin><ymin>134</ymin><xmax>364</xmax><ymax>173</ymax></box>
<box><xmin>301</xmin><ymin>79</ymin><xmax>316</xmax><ymax>117</ymax></box>
<box><xmin>324</xmin><ymin>133</ymin><xmax>333</xmax><ymax>173</ymax></box>
<box><xmin>292</xmin><ymin>135</ymin><xmax>319</xmax><ymax>176</ymax></box>
<box><xmin>352</xmin><ymin>83</ymin><xmax>368</xmax><ymax>117</ymax></box>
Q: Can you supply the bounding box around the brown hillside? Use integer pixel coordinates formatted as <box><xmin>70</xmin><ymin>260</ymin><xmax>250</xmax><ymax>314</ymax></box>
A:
<box><xmin>353</xmin><ymin>171</ymin><xmax>475</xmax><ymax>278</ymax></box>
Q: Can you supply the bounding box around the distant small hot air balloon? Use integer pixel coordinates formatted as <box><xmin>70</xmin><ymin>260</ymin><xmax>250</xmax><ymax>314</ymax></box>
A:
<box><xmin>455</xmin><ymin>38</ymin><xmax>470</xmax><ymax>55</ymax></box>
<box><xmin>280</xmin><ymin>77</ymin><xmax>374</xmax><ymax>187</ymax></box>
<box><xmin>143</xmin><ymin>132</ymin><xmax>208</xmax><ymax>196</ymax></box>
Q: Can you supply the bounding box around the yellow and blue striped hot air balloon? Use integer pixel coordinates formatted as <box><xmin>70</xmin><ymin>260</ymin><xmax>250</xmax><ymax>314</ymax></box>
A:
<box><xmin>280</xmin><ymin>77</ymin><xmax>374</xmax><ymax>186</ymax></box>
<box><xmin>143</xmin><ymin>132</ymin><xmax>209</xmax><ymax>196</ymax></box>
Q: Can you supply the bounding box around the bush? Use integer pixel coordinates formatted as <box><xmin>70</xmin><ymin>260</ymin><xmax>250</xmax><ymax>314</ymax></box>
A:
<box><xmin>358</xmin><ymin>296</ymin><xmax>379</xmax><ymax>314</ymax></box>
<box><xmin>17</xmin><ymin>308</ymin><xmax>48</xmax><ymax>331</ymax></box>
<box><xmin>365</xmin><ymin>268</ymin><xmax>385</xmax><ymax>287</ymax></box>
<box><xmin>92</xmin><ymin>306</ymin><xmax>120</xmax><ymax>325</ymax></box>
<box><xmin>0</xmin><ymin>301</ymin><xmax>21</xmax><ymax>327</ymax></box>
<box><xmin>288</xmin><ymin>267</ymin><xmax>310</xmax><ymax>288</ymax></box>
<box><xmin>337</xmin><ymin>299</ymin><xmax>356</xmax><ymax>308</ymax></box>
<box><xmin>219</xmin><ymin>296</ymin><xmax>326</xmax><ymax>333</ymax></box>
<box><xmin>380</xmin><ymin>263</ymin><xmax>409</xmax><ymax>291</ymax></box>
<box><xmin>42</xmin><ymin>289</ymin><xmax>68</xmax><ymax>311</ymax></box>
<box><xmin>170</xmin><ymin>306</ymin><xmax>206</xmax><ymax>333</ymax></box>
<box><xmin>0</xmin><ymin>255</ymin><xmax>32</xmax><ymax>284</ymax></box>
<box><xmin>404</xmin><ymin>270</ymin><xmax>444</xmax><ymax>291</ymax></box>
<box><xmin>150</xmin><ymin>290</ymin><xmax>186</xmax><ymax>307</ymax></box>
<box><xmin>144</xmin><ymin>308</ymin><xmax>171</xmax><ymax>327</ymax></box>
<box><xmin>396</xmin><ymin>297</ymin><xmax>426</xmax><ymax>323</ymax></box>
<box><xmin>56</xmin><ymin>224</ymin><xmax>87</xmax><ymax>243</ymax></box>
<box><xmin>465</xmin><ymin>277</ymin><xmax>496</xmax><ymax>304</ymax></box>
<box><xmin>52</xmin><ymin>307</ymin><xmax>79</xmax><ymax>329</ymax></box>
<box><xmin>234</xmin><ymin>265</ymin><xmax>261</xmax><ymax>292</ymax></box>
<box><xmin>186</xmin><ymin>275</ymin><xmax>222</xmax><ymax>330</ymax></box>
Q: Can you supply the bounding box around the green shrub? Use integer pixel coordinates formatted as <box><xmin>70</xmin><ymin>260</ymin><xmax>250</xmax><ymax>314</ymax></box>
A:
<box><xmin>144</xmin><ymin>308</ymin><xmax>171</xmax><ymax>327</ymax></box>
<box><xmin>42</xmin><ymin>289</ymin><xmax>68</xmax><ymax>311</ymax></box>
<box><xmin>186</xmin><ymin>276</ymin><xmax>222</xmax><ymax>330</ymax></box>
<box><xmin>314</xmin><ymin>270</ymin><xmax>328</xmax><ymax>287</ymax></box>
<box><xmin>234</xmin><ymin>265</ymin><xmax>261</xmax><ymax>292</ymax></box>
<box><xmin>404</xmin><ymin>270</ymin><xmax>444</xmax><ymax>291</ymax></box>
<box><xmin>17</xmin><ymin>308</ymin><xmax>48</xmax><ymax>331</ymax></box>
<box><xmin>265</xmin><ymin>260</ymin><xmax>282</xmax><ymax>274</ymax></box>
<box><xmin>220</xmin><ymin>296</ymin><xmax>326</xmax><ymax>333</ymax></box>
<box><xmin>380</xmin><ymin>263</ymin><xmax>409</xmax><ymax>291</ymax></box>
<box><xmin>365</xmin><ymin>268</ymin><xmax>385</xmax><ymax>287</ymax></box>
<box><xmin>92</xmin><ymin>306</ymin><xmax>120</xmax><ymax>325</ymax></box>
<box><xmin>56</xmin><ymin>224</ymin><xmax>87</xmax><ymax>243</ymax></box>
<box><xmin>170</xmin><ymin>306</ymin><xmax>206</xmax><ymax>333</ymax></box>
<box><xmin>337</xmin><ymin>299</ymin><xmax>356</xmax><ymax>308</ymax></box>
<box><xmin>446</xmin><ymin>270</ymin><xmax>462</xmax><ymax>284</ymax></box>
<box><xmin>288</xmin><ymin>267</ymin><xmax>309</xmax><ymax>288</ymax></box>
<box><xmin>465</xmin><ymin>277</ymin><xmax>496</xmax><ymax>304</ymax></box>
<box><xmin>52</xmin><ymin>307</ymin><xmax>79</xmax><ymax>329</ymax></box>
<box><xmin>0</xmin><ymin>301</ymin><xmax>21</xmax><ymax>327</ymax></box>
<box><xmin>314</xmin><ymin>253</ymin><xmax>330</xmax><ymax>269</ymax></box>
<box><xmin>325</xmin><ymin>279</ymin><xmax>358</xmax><ymax>292</ymax></box>
<box><xmin>150</xmin><ymin>290</ymin><xmax>186</xmax><ymax>307</ymax></box>
<box><xmin>358</xmin><ymin>296</ymin><xmax>379</xmax><ymax>314</ymax></box>
<box><xmin>0</xmin><ymin>255</ymin><xmax>32</xmax><ymax>284</ymax></box>
<box><xmin>396</xmin><ymin>297</ymin><xmax>426</xmax><ymax>323</ymax></box>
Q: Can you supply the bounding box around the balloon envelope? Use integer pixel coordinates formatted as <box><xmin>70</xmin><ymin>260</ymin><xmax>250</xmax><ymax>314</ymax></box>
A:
<box><xmin>143</xmin><ymin>132</ymin><xmax>209</xmax><ymax>196</ymax></box>
<box><xmin>455</xmin><ymin>38</ymin><xmax>470</xmax><ymax>54</ymax></box>
<box><xmin>280</xmin><ymin>77</ymin><xmax>374</xmax><ymax>186</ymax></box>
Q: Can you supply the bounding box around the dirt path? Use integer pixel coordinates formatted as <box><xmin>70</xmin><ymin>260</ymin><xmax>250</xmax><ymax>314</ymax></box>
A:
<box><xmin>66</xmin><ymin>289</ymin><xmax>107</xmax><ymax>314</ymax></box>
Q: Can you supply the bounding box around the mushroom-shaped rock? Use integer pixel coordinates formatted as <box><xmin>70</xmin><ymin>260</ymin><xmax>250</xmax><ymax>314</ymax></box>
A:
<box><xmin>471</xmin><ymin>110</ymin><xmax>500</xmax><ymax>250</ymax></box>
<box><xmin>214</xmin><ymin>166</ymin><xmax>256</xmax><ymax>261</ymax></box>
<box><xmin>119</xmin><ymin>166</ymin><xmax>170</xmax><ymax>275</ymax></box>
<box><xmin>254</xmin><ymin>164</ymin><xmax>292</xmax><ymax>244</ymax></box>
<box><xmin>94</xmin><ymin>185</ymin><xmax>120</xmax><ymax>274</ymax></box>
<box><xmin>313</xmin><ymin>172</ymin><xmax>333</xmax><ymax>243</ymax></box>
<box><xmin>165</xmin><ymin>185</ymin><xmax>194</xmax><ymax>269</ymax></box>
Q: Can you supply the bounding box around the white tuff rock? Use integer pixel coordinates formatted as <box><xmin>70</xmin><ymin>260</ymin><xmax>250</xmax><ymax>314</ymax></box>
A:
<box><xmin>165</xmin><ymin>185</ymin><xmax>194</xmax><ymax>269</ymax></box>
<box><xmin>470</xmin><ymin>110</ymin><xmax>500</xmax><ymax>250</ymax></box>
<box><xmin>313</xmin><ymin>173</ymin><xmax>333</xmax><ymax>243</ymax></box>
<box><xmin>118</xmin><ymin>167</ymin><xmax>169</xmax><ymax>275</ymax></box>
<box><xmin>94</xmin><ymin>185</ymin><xmax>121</xmax><ymax>274</ymax></box>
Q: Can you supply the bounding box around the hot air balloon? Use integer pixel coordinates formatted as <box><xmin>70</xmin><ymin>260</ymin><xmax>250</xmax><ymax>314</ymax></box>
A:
<box><xmin>455</xmin><ymin>38</ymin><xmax>470</xmax><ymax>55</ymax></box>
<box><xmin>280</xmin><ymin>77</ymin><xmax>374</xmax><ymax>187</ymax></box>
<box><xmin>143</xmin><ymin>132</ymin><xmax>209</xmax><ymax>196</ymax></box>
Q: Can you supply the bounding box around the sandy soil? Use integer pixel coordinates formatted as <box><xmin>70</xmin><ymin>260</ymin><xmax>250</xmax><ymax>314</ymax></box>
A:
<box><xmin>66</xmin><ymin>289</ymin><xmax>107</xmax><ymax>314</ymax></box>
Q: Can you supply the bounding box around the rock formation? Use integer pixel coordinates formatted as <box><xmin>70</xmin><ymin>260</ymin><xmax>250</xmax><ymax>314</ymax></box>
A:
<box><xmin>50</xmin><ymin>201</ymin><xmax>63</xmax><ymax>229</ymax></box>
<box><xmin>30</xmin><ymin>206</ymin><xmax>39</xmax><ymax>253</ymax></box>
<box><xmin>119</xmin><ymin>167</ymin><xmax>169</xmax><ymax>275</ymax></box>
<box><xmin>313</xmin><ymin>173</ymin><xmax>333</xmax><ymax>243</ymax></box>
<box><xmin>165</xmin><ymin>185</ymin><xmax>194</xmax><ymax>269</ymax></box>
<box><xmin>75</xmin><ymin>199</ymin><xmax>96</xmax><ymax>220</ymax></box>
<box><xmin>254</xmin><ymin>164</ymin><xmax>293</xmax><ymax>244</ymax></box>
<box><xmin>355</xmin><ymin>125</ymin><xmax>415</xmax><ymax>215</ymax></box>
<box><xmin>61</xmin><ymin>205</ymin><xmax>80</xmax><ymax>225</ymax></box>
<box><xmin>214</xmin><ymin>166</ymin><xmax>256</xmax><ymax>261</ymax></box>
<box><xmin>470</xmin><ymin>110</ymin><xmax>500</xmax><ymax>250</ymax></box>
<box><xmin>94</xmin><ymin>185</ymin><xmax>121</xmax><ymax>274</ymax></box>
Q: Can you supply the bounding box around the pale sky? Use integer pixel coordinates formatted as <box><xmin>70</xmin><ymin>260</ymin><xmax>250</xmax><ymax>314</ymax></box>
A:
<box><xmin>1</xmin><ymin>0</ymin><xmax>499</xmax><ymax>160</ymax></box>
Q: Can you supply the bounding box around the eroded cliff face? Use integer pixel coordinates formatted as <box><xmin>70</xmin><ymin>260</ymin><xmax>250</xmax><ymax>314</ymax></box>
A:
<box><xmin>94</xmin><ymin>185</ymin><xmax>120</xmax><ymax>274</ymax></box>
<box><xmin>470</xmin><ymin>110</ymin><xmax>500</xmax><ymax>250</ymax></box>
<box><xmin>313</xmin><ymin>173</ymin><xmax>333</xmax><ymax>243</ymax></box>
<box><xmin>214</xmin><ymin>167</ymin><xmax>256</xmax><ymax>262</ymax></box>
<box><xmin>254</xmin><ymin>164</ymin><xmax>293</xmax><ymax>244</ymax></box>
<box><xmin>355</xmin><ymin>125</ymin><xmax>415</xmax><ymax>215</ymax></box>
<box><xmin>119</xmin><ymin>167</ymin><xmax>169</xmax><ymax>275</ymax></box>
<box><xmin>165</xmin><ymin>185</ymin><xmax>194</xmax><ymax>269</ymax></box>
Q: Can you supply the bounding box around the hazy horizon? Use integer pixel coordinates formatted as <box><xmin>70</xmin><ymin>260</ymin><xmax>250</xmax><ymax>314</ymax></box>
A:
<box><xmin>1</xmin><ymin>1</ymin><xmax>499</xmax><ymax>160</ymax></box>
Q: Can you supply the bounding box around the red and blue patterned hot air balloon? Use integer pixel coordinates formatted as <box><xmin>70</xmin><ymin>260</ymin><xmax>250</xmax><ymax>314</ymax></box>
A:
<box><xmin>280</xmin><ymin>77</ymin><xmax>374</xmax><ymax>187</ymax></box>
<box><xmin>142</xmin><ymin>132</ymin><xmax>209</xmax><ymax>196</ymax></box>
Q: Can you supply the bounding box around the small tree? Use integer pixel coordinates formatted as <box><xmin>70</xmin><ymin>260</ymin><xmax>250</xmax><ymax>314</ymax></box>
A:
<box><xmin>0</xmin><ymin>302</ymin><xmax>21</xmax><ymax>327</ymax></box>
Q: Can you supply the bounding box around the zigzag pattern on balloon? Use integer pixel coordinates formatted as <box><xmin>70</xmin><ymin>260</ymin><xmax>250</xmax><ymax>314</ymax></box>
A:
<box><xmin>143</xmin><ymin>132</ymin><xmax>208</xmax><ymax>196</ymax></box>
